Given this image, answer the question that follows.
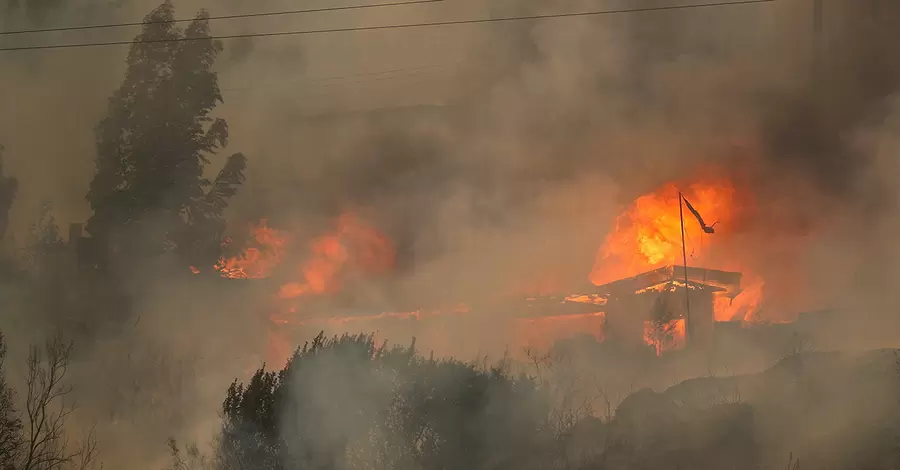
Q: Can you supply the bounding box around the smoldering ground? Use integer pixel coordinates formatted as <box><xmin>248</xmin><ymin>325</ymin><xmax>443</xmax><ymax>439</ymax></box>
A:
<box><xmin>4</xmin><ymin>0</ymin><xmax>900</xmax><ymax>467</ymax></box>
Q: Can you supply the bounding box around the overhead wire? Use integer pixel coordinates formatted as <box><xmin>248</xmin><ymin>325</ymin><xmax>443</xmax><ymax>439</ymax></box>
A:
<box><xmin>0</xmin><ymin>0</ymin><xmax>443</xmax><ymax>36</ymax></box>
<box><xmin>0</xmin><ymin>0</ymin><xmax>778</xmax><ymax>53</ymax></box>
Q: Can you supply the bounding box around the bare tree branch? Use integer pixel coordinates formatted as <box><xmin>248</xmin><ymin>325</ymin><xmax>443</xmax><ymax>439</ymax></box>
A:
<box><xmin>0</xmin><ymin>332</ymin><xmax>22</xmax><ymax>469</ymax></box>
<box><xmin>19</xmin><ymin>333</ymin><xmax>100</xmax><ymax>470</ymax></box>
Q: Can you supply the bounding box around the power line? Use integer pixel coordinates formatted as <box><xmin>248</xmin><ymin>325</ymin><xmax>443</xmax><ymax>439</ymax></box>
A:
<box><xmin>0</xmin><ymin>0</ymin><xmax>443</xmax><ymax>36</ymax></box>
<box><xmin>0</xmin><ymin>0</ymin><xmax>777</xmax><ymax>53</ymax></box>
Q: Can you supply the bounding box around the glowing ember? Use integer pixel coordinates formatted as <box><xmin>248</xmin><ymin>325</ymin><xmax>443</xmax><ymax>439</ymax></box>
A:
<box><xmin>564</xmin><ymin>294</ymin><xmax>608</xmax><ymax>306</ymax></box>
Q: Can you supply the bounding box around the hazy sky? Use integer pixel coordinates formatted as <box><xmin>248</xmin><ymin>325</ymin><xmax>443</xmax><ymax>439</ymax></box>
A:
<box><xmin>0</xmin><ymin>0</ymin><xmax>795</xmax><ymax>239</ymax></box>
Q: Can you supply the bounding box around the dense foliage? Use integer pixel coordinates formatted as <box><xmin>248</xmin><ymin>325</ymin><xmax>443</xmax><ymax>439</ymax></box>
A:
<box><xmin>87</xmin><ymin>1</ymin><xmax>247</xmax><ymax>270</ymax></box>
<box><xmin>217</xmin><ymin>333</ymin><xmax>554</xmax><ymax>470</ymax></box>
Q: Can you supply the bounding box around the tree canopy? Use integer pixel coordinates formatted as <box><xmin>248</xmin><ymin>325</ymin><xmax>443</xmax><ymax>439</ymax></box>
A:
<box><xmin>86</xmin><ymin>1</ymin><xmax>247</xmax><ymax>270</ymax></box>
<box><xmin>217</xmin><ymin>332</ymin><xmax>553</xmax><ymax>470</ymax></box>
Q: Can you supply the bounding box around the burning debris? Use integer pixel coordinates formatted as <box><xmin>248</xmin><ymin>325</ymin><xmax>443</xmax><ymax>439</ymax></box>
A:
<box><xmin>215</xmin><ymin>219</ymin><xmax>288</xmax><ymax>280</ymax></box>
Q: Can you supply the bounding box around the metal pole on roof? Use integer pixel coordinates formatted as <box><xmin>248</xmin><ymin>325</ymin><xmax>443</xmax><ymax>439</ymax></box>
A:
<box><xmin>679</xmin><ymin>192</ymin><xmax>692</xmax><ymax>344</ymax></box>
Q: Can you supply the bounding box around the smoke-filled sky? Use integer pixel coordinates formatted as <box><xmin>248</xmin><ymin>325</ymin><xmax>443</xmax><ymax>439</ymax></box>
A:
<box><xmin>3</xmin><ymin>0</ymin><xmax>900</xmax><ymax>318</ymax></box>
<box><xmin>3</xmin><ymin>0</ymin><xmax>900</xmax><ymax>308</ymax></box>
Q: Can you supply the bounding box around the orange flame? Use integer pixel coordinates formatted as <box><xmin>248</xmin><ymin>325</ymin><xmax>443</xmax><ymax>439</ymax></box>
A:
<box><xmin>278</xmin><ymin>212</ymin><xmax>395</xmax><ymax>300</ymax></box>
<box><xmin>591</xmin><ymin>179</ymin><xmax>738</xmax><ymax>286</ymax></box>
<box><xmin>214</xmin><ymin>212</ymin><xmax>395</xmax><ymax>366</ymax></box>
<box><xmin>590</xmin><ymin>176</ymin><xmax>769</xmax><ymax>328</ymax></box>
<box><xmin>270</xmin><ymin>213</ymin><xmax>395</xmax><ymax>365</ymax></box>
<box><xmin>564</xmin><ymin>294</ymin><xmax>608</xmax><ymax>306</ymax></box>
<box><xmin>230</xmin><ymin>173</ymin><xmax>790</xmax><ymax>363</ymax></box>
<box><xmin>216</xmin><ymin>219</ymin><xmax>289</xmax><ymax>279</ymax></box>
<box><xmin>714</xmin><ymin>272</ymin><xmax>765</xmax><ymax>322</ymax></box>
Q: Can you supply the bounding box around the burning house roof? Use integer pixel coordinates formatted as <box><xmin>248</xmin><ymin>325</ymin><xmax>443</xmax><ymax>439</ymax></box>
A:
<box><xmin>591</xmin><ymin>265</ymin><xmax>742</xmax><ymax>299</ymax></box>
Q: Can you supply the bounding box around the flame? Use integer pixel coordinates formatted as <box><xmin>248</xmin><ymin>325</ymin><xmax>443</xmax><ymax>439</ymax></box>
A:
<box><xmin>227</xmin><ymin>172</ymin><xmax>806</xmax><ymax>362</ymax></box>
<box><xmin>564</xmin><ymin>294</ymin><xmax>608</xmax><ymax>306</ymax></box>
<box><xmin>215</xmin><ymin>212</ymin><xmax>395</xmax><ymax>365</ymax></box>
<box><xmin>590</xmin><ymin>176</ymin><xmax>771</xmax><ymax>329</ymax></box>
<box><xmin>277</xmin><ymin>236</ymin><xmax>348</xmax><ymax>299</ymax></box>
<box><xmin>272</xmin><ymin>213</ymin><xmax>395</xmax><ymax>365</ymax></box>
<box><xmin>216</xmin><ymin>219</ymin><xmax>288</xmax><ymax>279</ymax></box>
<box><xmin>278</xmin><ymin>212</ymin><xmax>395</xmax><ymax>300</ymax></box>
<box><xmin>714</xmin><ymin>272</ymin><xmax>765</xmax><ymax>322</ymax></box>
<box><xmin>591</xmin><ymin>178</ymin><xmax>738</xmax><ymax>286</ymax></box>
<box><xmin>643</xmin><ymin>318</ymin><xmax>686</xmax><ymax>356</ymax></box>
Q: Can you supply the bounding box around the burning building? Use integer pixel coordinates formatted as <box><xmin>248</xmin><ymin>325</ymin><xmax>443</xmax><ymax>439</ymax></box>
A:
<box><xmin>196</xmin><ymin>171</ymin><xmax>803</xmax><ymax>364</ymax></box>
<box><xmin>517</xmin><ymin>265</ymin><xmax>741</xmax><ymax>356</ymax></box>
<box><xmin>57</xmin><ymin>167</ymin><xmax>831</xmax><ymax>364</ymax></box>
<box><xmin>594</xmin><ymin>265</ymin><xmax>741</xmax><ymax>354</ymax></box>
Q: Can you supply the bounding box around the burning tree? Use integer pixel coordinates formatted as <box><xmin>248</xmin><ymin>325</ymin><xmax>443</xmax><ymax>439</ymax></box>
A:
<box><xmin>87</xmin><ymin>1</ymin><xmax>248</xmax><ymax>271</ymax></box>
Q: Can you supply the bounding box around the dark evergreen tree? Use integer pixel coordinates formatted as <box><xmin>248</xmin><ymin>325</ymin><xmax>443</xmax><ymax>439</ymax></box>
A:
<box><xmin>87</xmin><ymin>1</ymin><xmax>247</xmax><ymax>270</ymax></box>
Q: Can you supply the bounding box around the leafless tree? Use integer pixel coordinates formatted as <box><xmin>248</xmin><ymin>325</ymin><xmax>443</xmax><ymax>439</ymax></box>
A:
<box><xmin>525</xmin><ymin>345</ymin><xmax>600</xmax><ymax>432</ymax></box>
<box><xmin>19</xmin><ymin>334</ymin><xmax>99</xmax><ymax>470</ymax></box>
<box><xmin>165</xmin><ymin>438</ymin><xmax>214</xmax><ymax>470</ymax></box>
<box><xmin>0</xmin><ymin>332</ymin><xmax>22</xmax><ymax>469</ymax></box>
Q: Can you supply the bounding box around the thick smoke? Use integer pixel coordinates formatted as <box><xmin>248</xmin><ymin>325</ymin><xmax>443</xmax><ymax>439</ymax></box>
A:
<box><xmin>4</xmin><ymin>0</ymin><xmax>900</xmax><ymax>467</ymax></box>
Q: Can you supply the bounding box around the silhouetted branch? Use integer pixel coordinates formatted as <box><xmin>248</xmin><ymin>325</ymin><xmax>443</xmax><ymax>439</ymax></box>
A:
<box><xmin>19</xmin><ymin>333</ymin><xmax>100</xmax><ymax>470</ymax></box>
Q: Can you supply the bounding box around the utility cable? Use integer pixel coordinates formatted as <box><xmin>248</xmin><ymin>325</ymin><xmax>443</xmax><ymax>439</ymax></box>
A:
<box><xmin>0</xmin><ymin>0</ymin><xmax>443</xmax><ymax>36</ymax></box>
<box><xmin>0</xmin><ymin>0</ymin><xmax>777</xmax><ymax>52</ymax></box>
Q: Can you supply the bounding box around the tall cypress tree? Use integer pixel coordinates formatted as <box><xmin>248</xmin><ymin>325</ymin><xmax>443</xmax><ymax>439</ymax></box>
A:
<box><xmin>87</xmin><ymin>1</ymin><xmax>247</xmax><ymax>270</ymax></box>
